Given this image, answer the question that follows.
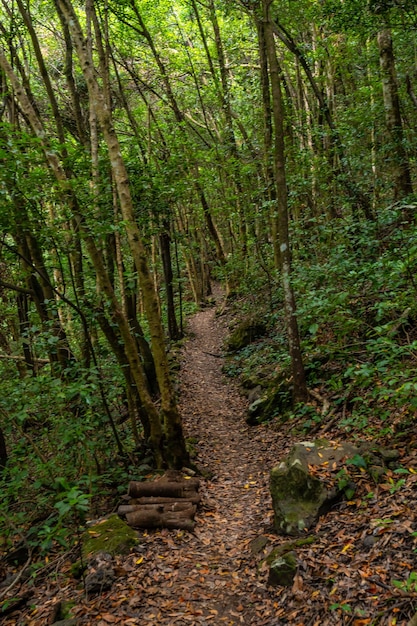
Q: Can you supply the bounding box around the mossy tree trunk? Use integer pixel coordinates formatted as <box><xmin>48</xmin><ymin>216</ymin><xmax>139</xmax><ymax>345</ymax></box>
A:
<box><xmin>56</xmin><ymin>0</ymin><xmax>189</xmax><ymax>469</ymax></box>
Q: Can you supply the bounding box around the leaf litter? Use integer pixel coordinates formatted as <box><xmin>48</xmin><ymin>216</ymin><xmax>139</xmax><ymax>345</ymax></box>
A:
<box><xmin>2</xmin><ymin>295</ymin><xmax>417</xmax><ymax>625</ymax></box>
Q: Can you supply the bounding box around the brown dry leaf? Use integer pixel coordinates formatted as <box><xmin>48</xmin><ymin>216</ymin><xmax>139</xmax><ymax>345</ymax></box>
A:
<box><xmin>98</xmin><ymin>614</ymin><xmax>120</xmax><ymax>623</ymax></box>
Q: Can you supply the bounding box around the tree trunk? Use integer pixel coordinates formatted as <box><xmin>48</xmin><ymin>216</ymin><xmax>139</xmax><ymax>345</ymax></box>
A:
<box><xmin>0</xmin><ymin>427</ymin><xmax>7</xmax><ymax>472</ymax></box>
<box><xmin>160</xmin><ymin>221</ymin><xmax>181</xmax><ymax>340</ymax></box>
<box><xmin>377</xmin><ymin>28</ymin><xmax>413</xmax><ymax>203</ymax></box>
<box><xmin>262</xmin><ymin>1</ymin><xmax>308</xmax><ymax>404</ymax></box>
<box><xmin>56</xmin><ymin>0</ymin><xmax>189</xmax><ymax>469</ymax></box>
<box><xmin>256</xmin><ymin>18</ymin><xmax>280</xmax><ymax>270</ymax></box>
<box><xmin>125</xmin><ymin>508</ymin><xmax>195</xmax><ymax>531</ymax></box>
<box><xmin>124</xmin><ymin>471</ymin><xmax>200</xmax><ymax>528</ymax></box>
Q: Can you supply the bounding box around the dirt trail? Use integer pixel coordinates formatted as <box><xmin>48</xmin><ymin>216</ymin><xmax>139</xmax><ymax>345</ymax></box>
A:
<box><xmin>125</xmin><ymin>295</ymin><xmax>284</xmax><ymax>624</ymax></box>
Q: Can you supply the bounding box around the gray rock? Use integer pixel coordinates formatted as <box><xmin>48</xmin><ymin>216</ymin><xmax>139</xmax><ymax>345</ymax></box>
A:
<box><xmin>287</xmin><ymin>441</ymin><xmax>359</xmax><ymax>467</ymax></box>
<box><xmin>368</xmin><ymin>464</ymin><xmax>386</xmax><ymax>482</ymax></box>
<box><xmin>267</xmin><ymin>551</ymin><xmax>297</xmax><ymax>587</ymax></box>
<box><xmin>85</xmin><ymin>567</ymin><xmax>115</xmax><ymax>595</ymax></box>
<box><xmin>226</xmin><ymin>316</ymin><xmax>266</xmax><ymax>352</ymax></box>
<box><xmin>362</xmin><ymin>534</ymin><xmax>378</xmax><ymax>550</ymax></box>
<box><xmin>270</xmin><ymin>459</ymin><xmax>329</xmax><ymax>535</ymax></box>
<box><xmin>379</xmin><ymin>448</ymin><xmax>400</xmax><ymax>462</ymax></box>
<box><xmin>246</xmin><ymin>397</ymin><xmax>268</xmax><ymax>425</ymax></box>
<box><xmin>249</xmin><ymin>535</ymin><xmax>270</xmax><ymax>555</ymax></box>
<box><xmin>270</xmin><ymin>441</ymin><xmax>356</xmax><ymax>536</ymax></box>
<box><xmin>247</xmin><ymin>385</ymin><xmax>263</xmax><ymax>404</ymax></box>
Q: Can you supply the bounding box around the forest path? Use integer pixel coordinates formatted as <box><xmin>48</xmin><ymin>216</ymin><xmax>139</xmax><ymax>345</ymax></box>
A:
<box><xmin>124</xmin><ymin>291</ymin><xmax>284</xmax><ymax>625</ymax></box>
<box><xmin>5</xmin><ymin>291</ymin><xmax>286</xmax><ymax>626</ymax></box>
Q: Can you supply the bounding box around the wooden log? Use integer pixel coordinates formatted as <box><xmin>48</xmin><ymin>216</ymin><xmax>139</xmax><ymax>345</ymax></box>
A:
<box><xmin>127</xmin><ymin>494</ymin><xmax>201</xmax><ymax>505</ymax></box>
<box><xmin>125</xmin><ymin>507</ymin><xmax>196</xmax><ymax>531</ymax></box>
<box><xmin>128</xmin><ymin>480</ymin><xmax>199</xmax><ymax>499</ymax></box>
<box><xmin>118</xmin><ymin>502</ymin><xmax>196</xmax><ymax>516</ymax></box>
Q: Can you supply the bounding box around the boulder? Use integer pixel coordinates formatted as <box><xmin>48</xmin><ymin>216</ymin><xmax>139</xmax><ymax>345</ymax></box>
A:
<box><xmin>270</xmin><ymin>441</ymin><xmax>358</xmax><ymax>536</ymax></box>
<box><xmin>246</xmin><ymin>397</ymin><xmax>268</xmax><ymax>425</ymax></box>
<box><xmin>245</xmin><ymin>378</ymin><xmax>293</xmax><ymax>425</ymax></box>
<box><xmin>84</xmin><ymin>566</ymin><xmax>115</xmax><ymax>596</ymax></box>
<box><xmin>81</xmin><ymin>514</ymin><xmax>138</xmax><ymax>560</ymax></box>
<box><xmin>226</xmin><ymin>316</ymin><xmax>266</xmax><ymax>352</ymax></box>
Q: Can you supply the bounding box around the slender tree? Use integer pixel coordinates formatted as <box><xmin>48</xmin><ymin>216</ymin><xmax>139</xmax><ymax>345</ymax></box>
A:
<box><xmin>260</xmin><ymin>0</ymin><xmax>308</xmax><ymax>404</ymax></box>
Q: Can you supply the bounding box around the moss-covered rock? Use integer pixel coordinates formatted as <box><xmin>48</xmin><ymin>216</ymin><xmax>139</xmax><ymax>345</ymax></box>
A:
<box><xmin>270</xmin><ymin>460</ymin><xmax>328</xmax><ymax>535</ymax></box>
<box><xmin>267</xmin><ymin>551</ymin><xmax>298</xmax><ymax>587</ymax></box>
<box><xmin>81</xmin><ymin>514</ymin><xmax>138</xmax><ymax>560</ymax></box>
<box><xmin>246</xmin><ymin>397</ymin><xmax>269</xmax><ymax>425</ymax></box>
<box><xmin>263</xmin><ymin>536</ymin><xmax>316</xmax><ymax>565</ymax></box>
<box><xmin>257</xmin><ymin>379</ymin><xmax>293</xmax><ymax>421</ymax></box>
<box><xmin>270</xmin><ymin>441</ymin><xmax>360</xmax><ymax>536</ymax></box>
<box><xmin>226</xmin><ymin>316</ymin><xmax>266</xmax><ymax>352</ymax></box>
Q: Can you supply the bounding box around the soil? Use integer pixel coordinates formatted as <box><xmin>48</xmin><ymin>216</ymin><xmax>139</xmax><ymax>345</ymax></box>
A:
<box><xmin>2</xmin><ymin>290</ymin><xmax>417</xmax><ymax>625</ymax></box>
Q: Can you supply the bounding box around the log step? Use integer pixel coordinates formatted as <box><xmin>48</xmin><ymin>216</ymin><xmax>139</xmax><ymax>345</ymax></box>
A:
<box><xmin>120</xmin><ymin>471</ymin><xmax>201</xmax><ymax>531</ymax></box>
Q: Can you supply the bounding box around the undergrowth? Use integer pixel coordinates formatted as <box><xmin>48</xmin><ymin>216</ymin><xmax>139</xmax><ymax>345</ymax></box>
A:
<box><xmin>0</xmin><ymin>362</ymin><xmax>149</xmax><ymax>562</ymax></box>
<box><xmin>223</xmin><ymin>202</ymin><xmax>417</xmax><ymax>442</ymax></box>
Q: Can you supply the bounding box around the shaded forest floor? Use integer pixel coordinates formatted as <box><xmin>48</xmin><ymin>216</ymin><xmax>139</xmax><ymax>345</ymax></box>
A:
<box><xmin>2</xmin><ymin>291</ymin><xmax>417</xmax><ymax>625</ymax></box>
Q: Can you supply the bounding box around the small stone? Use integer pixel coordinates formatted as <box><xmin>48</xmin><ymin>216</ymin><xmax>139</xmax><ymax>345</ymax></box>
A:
<box><xmin>249</xmin><ymin>535</ymin><xmax>270</xmax><ymax>555</ymax></box>
<box><xmin>85</xmin><ymin>567</ymin><xmax>115</xmax><ymax>595</ymax></box>
<box><xmin>369</xmin><ymin>464</ymin><xmax>386</xmax><ymax>482</ymax></box>
<box><xmin>362</xmin><ymin>534</ymin><xmax>377</xmax><ymax>550</ymax></box>
<box><xmin>379</xmin><ymin>448</ymin><xmax>400</xmax><ymax>462</ymax></box>
<box><xmin>267</xmin><ymin>551</ymin><xmax>297</xmax><ymax>587</ymax></box>
<box><xmin>87</xmin><ymin>551</ymin><xmax>113</xmax><ymax>569</ymax></box>
<box><xmin>247</xmin><ymin>385</ymin><xmax>263</xmax><ymax>404</ymax></box>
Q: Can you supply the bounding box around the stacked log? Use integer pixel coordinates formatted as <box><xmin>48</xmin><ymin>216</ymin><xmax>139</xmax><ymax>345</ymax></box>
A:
<box><xmin>118</xmin><ymin>470</ymin><xmax>200</xmax><ymax>531</ymax></box>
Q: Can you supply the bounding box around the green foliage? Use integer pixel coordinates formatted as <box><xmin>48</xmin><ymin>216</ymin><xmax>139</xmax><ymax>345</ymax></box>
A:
<box><xmin>0</xmin><ymin>358</ymin><xmax>145</xmax><ymax>554</ymax></box>
<box><xmin>346</xmin><ymin>454</ymin><xmax>368</xmax><ymax>469</ymax></box>
<box><xmin>290</xmin><ymin>204</ymin><xmax>417</xmax><ymax>432</ymax></box>
<box><xmin>392</xmin><ymin>571</ymin><xmax>417</xmax><ymax>593</ymax></box>
<box><xmin>223</xmin><ymin>201</ymin><xmax>417</xmax><ymax>440</ymax></box>
<box><xmin>329</xmin><ymin>602</ymin><xmax>352</xmax><ymax>613</ymax></box>
<box><xmin>2</xmin><ymin>0</ymin><xmax>417</xmax><ymax>575</ymax></box>
<box><xmin>336</xmin><ymin>468</ymin><xmax>356</xmax><ymax>500</ymax></box>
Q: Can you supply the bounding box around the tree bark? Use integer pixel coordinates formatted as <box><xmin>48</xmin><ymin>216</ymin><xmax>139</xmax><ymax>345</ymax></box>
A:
<box><xmin>160</xmin><ymin>222</ymin><xmax>181</xmax><ymax>340</ymax></box>
<box><xmin>0</xmin><ymin>426</ymin><xmax>7</xmax><ymax>472</ymax></box>
<box><xmin>0</xmin><ymin>39</ymin><xmax>173</xmax><ymax>465</ymax></box>
<box><xmin>377</xmin><ymin>28</ymin><xmax>413</xmax><ymax>202</ymax></box>
<box><xmin>262</xmin><ymin>0</ymin><xmax>308</xmax><ymax>404</ymax></box>
<box><xmin>128</xmin><ymin>478</ymin><xmax>200</xmax><ymax>499</ymax></box>
<box><xmin>125</xmin><ymin>508</ymin><xmax>195</xmax><ymax>531</ymax></box>
<box><xmin>56</xmin><ymin>0</ymin><xmax>189</xmax><ymax>469</ymax></box>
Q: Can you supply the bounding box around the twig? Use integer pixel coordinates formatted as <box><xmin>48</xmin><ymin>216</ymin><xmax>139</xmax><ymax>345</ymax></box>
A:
<box><xmin>0</xmin><ymin>552</ymin><xmax>32</xmax><ymax>599</ymax></box>
<box><xmin>202</xmin><ymin>351</ymin><xmax>224</xmax><ymax>358</ymax></box>
<box><xmin>408</xmin><ymin>610</ymin><xmax>417</xmax><ymax>626</ymax></box>
<box><xmin>0</xmin><ymin>354</ymin><xmax>49</xmax><ymax>364</ymax></box>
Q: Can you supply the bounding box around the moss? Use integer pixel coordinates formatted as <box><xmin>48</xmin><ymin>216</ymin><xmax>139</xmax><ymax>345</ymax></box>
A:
<box><xmin>267</xmin><ymin>551</ymin><xmax>298</xmax><ymax>587</ymax></box>
<box><xmin>270</xmin><ymin>462</ymin><xmax>328</xmax><ymax>535</ymax></box>
<box><xmin>226</xmin><ymin>316</ymin><xmax>266</xmax><ymax>352</ymax></box>
<box><xmin>81</xmin><ymin>514</ymin><xmax>138</xmax><ymax>560</ymax></box>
